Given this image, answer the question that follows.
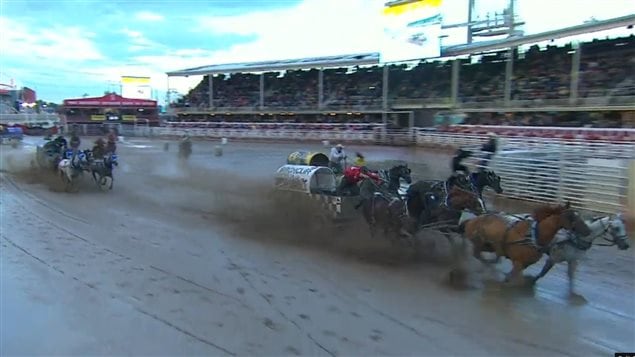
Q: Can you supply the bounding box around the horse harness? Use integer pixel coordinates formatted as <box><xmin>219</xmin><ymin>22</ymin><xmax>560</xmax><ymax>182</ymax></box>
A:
<box><xmin>500</xmin><ymin>217</ymin><xmax>547</xmax><ymax>257</ymax></box>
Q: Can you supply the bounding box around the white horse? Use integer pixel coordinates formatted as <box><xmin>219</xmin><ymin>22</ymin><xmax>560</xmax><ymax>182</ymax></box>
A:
<box><xmin>58</xmin><ymin>150</ymin><xmax>87</xmax><ymax>192</ymax></box>
<box><xmin>531</xmin><ymin>213</ymin><xmax>630</xmax><ymax>298</ymax></box>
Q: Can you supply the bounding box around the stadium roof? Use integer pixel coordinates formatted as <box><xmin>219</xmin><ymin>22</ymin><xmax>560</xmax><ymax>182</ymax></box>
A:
<box><xmin>442</xmin><ymin>14</ymin><xmax>635</xmax><ymax>56</ymax></box>
<box><xmin>166</xmin><ymin>52</ymin><xmax>380</xmax><ymax>77</ymax></box>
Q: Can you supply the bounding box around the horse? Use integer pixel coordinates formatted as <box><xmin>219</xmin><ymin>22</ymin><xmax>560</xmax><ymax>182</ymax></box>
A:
<box><xmin>466</xmin><ymin>170</ymin><xmax>503</xmax><ymax>197</ymax></box>
<box><xmin>351</xmin><ymin>163</ymin><xmax>413</xmax><ymax>202</ymax></box>
<box><xmin>58</xmin><ymin>149</ymin><xmax>89</xmax><ymax>192</ymax></box>
<box><xmin>356</xmin><ymin>164</ymin><xmax>413</xmax><ymax>244</ymax></box>
<box><xmin>531</xmin><ymin>213</ymin><xmax>630</xmax><ymax>298</ymax></box>
<box><xmin>406</xmin><ymin>179</ymin><xmax>487</xmax><ymax>228</ymax></box>
<box><xmin>88</xmin><ymin>151</ymin><xmax>118</xmax><ymax>191</ymax></box>
<box><xmin>459</xmin><ymin>207</ymin><xmax>592</xmax><ymax>286</ymax></box>
<box><xmin>408</xmin><ymin>185</ymin><xmax>486</xmax><ymax>252</ymax></box>
<box><xmin>377</xmin><ymin>163</ymin><xmax>412</xmax><ymax>195</ymax></box>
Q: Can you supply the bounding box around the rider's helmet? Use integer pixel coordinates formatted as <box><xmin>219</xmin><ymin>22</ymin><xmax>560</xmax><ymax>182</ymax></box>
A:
<box><xmin>95</xmin><ymin>138</ymin><xmax>105</xmax><ymax>146</ymax></box>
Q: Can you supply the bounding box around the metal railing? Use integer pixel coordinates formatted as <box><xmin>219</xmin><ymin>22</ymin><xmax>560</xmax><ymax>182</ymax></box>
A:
<box><xmin>0</xmin><ymin>113</ymin><xmax>61</xmax><ymax>124</ymax></box>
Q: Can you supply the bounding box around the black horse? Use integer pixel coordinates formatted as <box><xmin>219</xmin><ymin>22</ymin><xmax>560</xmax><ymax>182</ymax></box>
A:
<box><xmin>357</xmin><ymin>164</ymin><xmax>414</xmax><ymax>243</ymax></box>
<box><xmin>452</xmin><ymin>170</ymin><xmax>503</xmax><ymax>197</ymax></box>
<box><xmin>406</xmin><ymin>169</ymin><xmax>503</xmax><ymax>220</ymax></box>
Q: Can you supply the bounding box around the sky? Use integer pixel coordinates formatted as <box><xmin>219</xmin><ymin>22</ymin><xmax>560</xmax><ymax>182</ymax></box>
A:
<box><xmin>0</xmin><ymin>0</ymin><xmax>633</xmax><ymax>104</ymax></box>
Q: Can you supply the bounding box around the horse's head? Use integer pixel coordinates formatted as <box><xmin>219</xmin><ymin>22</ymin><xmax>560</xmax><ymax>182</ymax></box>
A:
<box><xmin>390</xmin><ymin>164</ymin><xmax>412</xmax><ymax>184</ymax></box>
<box><xmin>609</xmin><ymin>214</ymin><xmax>630</xmax><ymax>250</ymax></box>
<box><xmin>558</xmin><ymin>209</ymin><xmax>592</xmax><ymax>237</ymax></box>
<box><xmin>448</xmin><ymin>186</ymin><xmax>484</xmax><ymax>214</ymax></box>
<box><xmin>482</xmin><ymin>170</ymin><xmax>503</xmax><ymax>194</ymax></box>
<box><xmin>454</xmin><ymin>174</ymin><xmax>470</xmax><ymax>189</ymax></box>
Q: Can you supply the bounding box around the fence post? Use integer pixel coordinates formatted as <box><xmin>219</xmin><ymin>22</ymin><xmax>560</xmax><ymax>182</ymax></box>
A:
<box><xmin>627</xmin><ymin>160</ymin><xmax>635</xmax><ymax>238</ymax></box>
<box><xmin>557</xmin><ymin>146</ymin><xmax>564</xmax><ymax>202</ymax></box>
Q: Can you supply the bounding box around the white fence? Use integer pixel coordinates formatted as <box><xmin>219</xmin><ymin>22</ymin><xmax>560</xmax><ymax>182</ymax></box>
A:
<box><xmin>0</xmin><ymin>113</ymin><xmax>60</xmax><ymax>126</ymax></box>
<box><xmin>115</xmin><ymin>123</ymin><xmax>633</xmax><ymax>215</ymax></box>
<box><xmin>480</xmin><ymin>149</ymin><xmax>631</xmax><ymax>214</ymax></box>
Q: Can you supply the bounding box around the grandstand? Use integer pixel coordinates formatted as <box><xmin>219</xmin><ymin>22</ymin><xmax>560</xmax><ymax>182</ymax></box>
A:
<box><xmin>166</xmin><ymin>13</ymin><xmax>635</xmax><ymax>130</ymax></box>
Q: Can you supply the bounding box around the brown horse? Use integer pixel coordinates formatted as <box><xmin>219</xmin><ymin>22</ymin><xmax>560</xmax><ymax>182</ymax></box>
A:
<box><xmin>533</xmin><ymin>201</ymin><xmax>571</xmax><ymax>221</ymax></box>
<box><xmin>460</xmin><ymin>207</ymin><xmax>591</xmax><ymax>286</ymax></box>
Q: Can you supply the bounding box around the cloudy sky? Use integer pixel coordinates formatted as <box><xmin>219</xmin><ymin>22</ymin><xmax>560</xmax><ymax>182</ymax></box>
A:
<box><xmin>0</xmin><ymin>0</ymin><xmax>632</xmax><ymax>104</ymax></box>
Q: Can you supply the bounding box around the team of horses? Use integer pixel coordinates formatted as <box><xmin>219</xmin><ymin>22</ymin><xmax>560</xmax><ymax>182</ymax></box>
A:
<box><xmin>352</xmin><ymin>162</ymin><xmax>630</xmax><ymax>297</ymax></box>
<box><xmin>57</xmin><ymin>149</ymin><xmax>118</xmax><ymax>192</ymax></box>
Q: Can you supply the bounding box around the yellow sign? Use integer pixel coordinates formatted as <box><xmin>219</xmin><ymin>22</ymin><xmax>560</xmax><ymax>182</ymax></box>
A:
<box><xmin>120</xmin><ymin>76</ymin><xmax>151</xmax><ymax>85</ymax></box>
<box><xmin>383</xmin><ymin>0</ymin><xmax>442</xmax><ymax>16</ymax></box>
<box><xmin>122</xmin><ymin>115</ymin><xmax>137</xmax><ymax>121</ymax></box>
<box><xmin>91</xmin><ymin>115</ymin><xmax>105</xmax><ymax>121</ymax></box>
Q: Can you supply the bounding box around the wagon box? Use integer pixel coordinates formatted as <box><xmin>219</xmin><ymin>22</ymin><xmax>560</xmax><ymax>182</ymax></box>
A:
<box><xmin>274</xmin><ymin>164</ymin><xmax>359</xmax><ymax>222</ymax></box>
<box><xmin>275</xmin><ymin>165</ymin><xmax>337</xmax><ymax>195</ymax></box>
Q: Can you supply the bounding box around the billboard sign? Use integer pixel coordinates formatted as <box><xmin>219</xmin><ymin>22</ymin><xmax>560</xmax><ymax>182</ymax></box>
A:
<box><xmin>120</xmin><ymin>76</ymin><xmax>152</xmax><ymax>100</ymax></box>
<box><xmin>380</xmin><ymin>0</ymin><xmax>443</xmax><ymax>63</ymax></box>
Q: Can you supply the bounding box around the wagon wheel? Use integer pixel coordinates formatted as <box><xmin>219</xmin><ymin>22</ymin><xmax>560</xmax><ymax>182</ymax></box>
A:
<box><xmin>309</xmin><ymin>198</ymin><xmax>337</xmax><ymax>233</ymax></box>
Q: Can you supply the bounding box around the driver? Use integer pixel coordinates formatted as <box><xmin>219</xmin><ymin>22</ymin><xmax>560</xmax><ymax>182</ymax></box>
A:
<box><xmin>479</xmin><ymin>132</ymin><xmax>499</xmax><ymax>172</ymax></box>
<box><xmin>329</xmin><ymin>144</ymin><xmax>346</xmax><ymax>174</ymax></box>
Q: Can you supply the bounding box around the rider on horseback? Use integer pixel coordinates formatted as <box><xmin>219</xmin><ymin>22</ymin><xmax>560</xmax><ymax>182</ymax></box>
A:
<box><xmin>92</xmin><ymin>138</ymin><xmax>106</xmax><ymax>159</ymax></box>
<box><xmin>451</xmin><ymin>147</ymin><xmax>472</xmax><ymax>175</ymax></box>
<box><xmin>54</xmin><ymin>135</ymin><xmax>68</xmax><ymax>150</ymax></box>
<box><xmin>478</xmin><ymin>132</ymin><xmax>498</xmax><ymax>172</ymax></box>
<box><xmin>354</xmin><ymin>152</ymin><xmax>366</xmax><ymax>167</ymax></box>
<box><xmin>447</xmin><ymin>147</ymin><xmax>473</xmax><ymax>192</ymax></box>
<box><xmin>105</xmin><ymin>131</ymin><xmax>117</xmax><ymax>154</ymax></box>
<box><xmin>68</xmin><ymin>131</ymin><xmax>83</xmax><ymax>169</ymax></box>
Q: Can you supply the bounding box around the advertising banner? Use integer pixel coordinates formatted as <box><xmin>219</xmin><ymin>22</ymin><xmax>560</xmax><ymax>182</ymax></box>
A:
<box><xmin>120</xmin><ymin>76</ymin><xmax>152</xmax><ymax>100</ymax></box>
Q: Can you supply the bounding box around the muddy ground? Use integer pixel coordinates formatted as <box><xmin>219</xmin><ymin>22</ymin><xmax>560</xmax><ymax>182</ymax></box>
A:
<box><xmin>1</xmin><ymin>137</ymin><xmax>633</xmax><ymax>356</ymax></box>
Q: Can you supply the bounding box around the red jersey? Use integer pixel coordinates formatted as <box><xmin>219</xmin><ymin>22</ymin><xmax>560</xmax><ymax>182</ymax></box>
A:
<box><xmin>343</xmin><ymin>166</ymin><xmax>382</xmax><ymax>185</ymax></box>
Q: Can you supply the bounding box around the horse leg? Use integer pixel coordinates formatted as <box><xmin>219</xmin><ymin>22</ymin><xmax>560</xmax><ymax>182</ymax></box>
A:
<box><xmin>504</xmin><ymin>260</ymin><xmax>526</xmax><ymax>287</ymax></box>
<box><xmin>531</xmin><ymin>257</ymin><xmax>555</xmax><ymax>285</ymax></box>
<box><xmin>567</xmin><ymin>260</ymin><xmax>586</xmax><ymax>302</ymax></box>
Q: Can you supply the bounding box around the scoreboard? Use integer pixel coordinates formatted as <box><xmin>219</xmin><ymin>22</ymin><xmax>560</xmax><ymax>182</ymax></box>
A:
<box><xmin>380</xmin><ymin>0</ymin><xmax>443</xmax><ymax>63</ymax></box>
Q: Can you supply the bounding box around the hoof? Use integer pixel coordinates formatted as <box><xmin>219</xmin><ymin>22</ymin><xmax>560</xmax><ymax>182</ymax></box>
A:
<box><xmin>568</xmin><ymin>292</ymin><xmax>588</xmax><ymax>304</ymax></box>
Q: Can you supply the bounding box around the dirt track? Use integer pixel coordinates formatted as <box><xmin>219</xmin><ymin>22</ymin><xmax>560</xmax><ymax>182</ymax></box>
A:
<box><xmin>1</xmin><ymin>138</ymin><xmax>634</xmax><ymax>356</ymax></box>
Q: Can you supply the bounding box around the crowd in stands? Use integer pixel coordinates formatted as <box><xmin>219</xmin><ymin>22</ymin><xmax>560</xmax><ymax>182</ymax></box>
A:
<box><xmin>165</xmin><ymin>121</ymin><xmax>381</xmax><ymax>132</ymax></box>
<box><xmin>173</xmin><ymin>35</ymin><xmax>634</xmax><ymax>110</ymax></box>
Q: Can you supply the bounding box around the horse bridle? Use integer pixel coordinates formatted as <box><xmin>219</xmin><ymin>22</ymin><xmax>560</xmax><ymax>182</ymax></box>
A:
<box><xmin>567</xmin><ymin>216</ymin><xmax>626</xmax><ymax>249</ymax></box>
